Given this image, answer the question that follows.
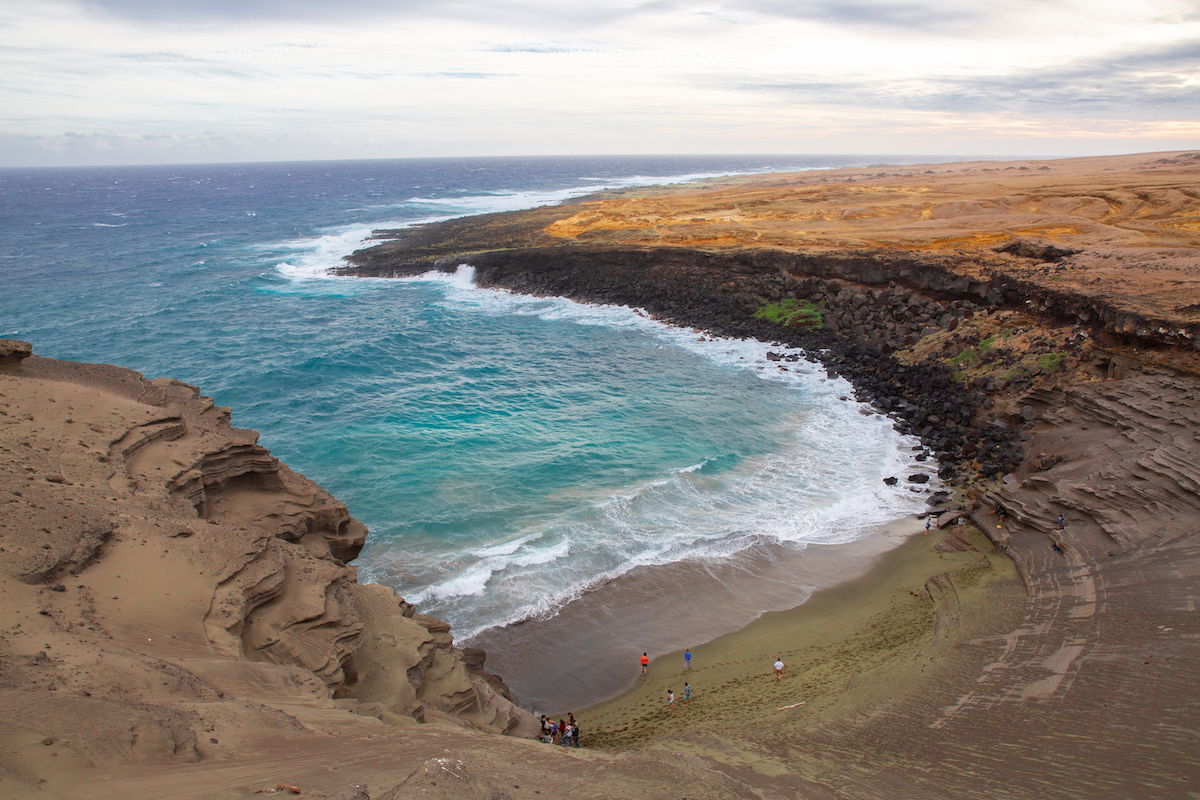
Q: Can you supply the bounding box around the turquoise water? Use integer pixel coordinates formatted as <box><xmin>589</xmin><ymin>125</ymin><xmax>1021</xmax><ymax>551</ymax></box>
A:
<box><xmin>0</xmin><ymin>155</ymin><xmax>938</xmax><ymax>638</ymax></box>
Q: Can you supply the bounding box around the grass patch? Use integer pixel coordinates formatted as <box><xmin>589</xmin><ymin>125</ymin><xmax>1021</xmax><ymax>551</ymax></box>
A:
<box><xmin>753</xmin><ymin>298</ymin><xmax>826</xmax><ymax>330</ymax></box>
<box><xmin>948</xmin><ymin>347</ymin><xmax>979</xmax><ymax>366</ymax></box>
<box><xmin>978</xmin><ymin>335</ymin><xmax>997</xmax><ymax>352</ymax></box>
<box><xmin>1038</xmin><ymin>352</ymin><xmax>1067</xmax><ymax>372</ymax></box>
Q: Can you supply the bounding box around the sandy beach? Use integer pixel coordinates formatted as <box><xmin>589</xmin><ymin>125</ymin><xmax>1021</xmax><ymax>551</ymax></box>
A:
<box><xmin>578</xmin><ymin>521</ymin><xmax>1022</xmax><ymax>750</ymax></box>
<box><xmin>471</xmin><ymin>515</ymin><xmax>936</xmax><ymax>714</ymax></box>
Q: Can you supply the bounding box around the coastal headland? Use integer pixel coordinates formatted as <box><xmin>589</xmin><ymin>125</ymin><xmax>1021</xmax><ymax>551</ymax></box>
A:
<box><xmin>344</xmin><ymin>150</ymin><xmax>1200</xmax><ymax>796</ymax></box>
<box><xmin>2</xmin><ymin>151</ymin><xmax>1198</xmax><ymax>798</ymax></box>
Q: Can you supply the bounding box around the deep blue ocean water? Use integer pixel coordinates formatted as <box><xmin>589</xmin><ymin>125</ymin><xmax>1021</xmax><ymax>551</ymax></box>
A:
<box><xmin>0</xmin><ymin>155</ymin><xmax>942</xmax><ymax>638</ymax></box>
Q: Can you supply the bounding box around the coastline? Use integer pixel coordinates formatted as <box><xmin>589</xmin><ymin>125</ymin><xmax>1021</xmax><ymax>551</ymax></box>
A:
<box><xmin>331</xmin><ymin>151</ymin><xmax>1200</xmax><ymax>796</ymax></box>
<box><xmin>469</xmin><ymin>514</ymin><xmax>932</xmax><ymax>713</ymax></box>
<box><xmin>5</xmin><ymin>152</ymin><xmax>1199</xmax><ymax>798</ymax></box>
<box><xmin>580</xmin><ymin>518</ymin><xmax>1024</xmax><ymax>752</ymax></box>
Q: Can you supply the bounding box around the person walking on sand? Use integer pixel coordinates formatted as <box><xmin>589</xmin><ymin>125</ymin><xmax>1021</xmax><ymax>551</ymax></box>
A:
<box><xmin>667</xmin><ymin>689</ymin><xmax>675</xmax><ymax>711</ymax></box>
<box><xmin>773</xmin><ymin>657</ymin><xmax>785</xmax><ymax>681</ymax></box>
<box><xmin>924</xmin><ymin>518</ymin><xmax>931</xmax><ymax>535</ymax></box>
<box><xmin>640</xmin><ymin>652</ymin><xmax>649</xmax><ymax>675</ymax></box>
<box><xmin>683</xmin><ymin>682</ymin><xmax>692</xmax><ymax>705</ymax></box>
<box><xmin>683</xmin><ymin>648</ymin><xmax>692</xmax><ymax>671</ymax></box>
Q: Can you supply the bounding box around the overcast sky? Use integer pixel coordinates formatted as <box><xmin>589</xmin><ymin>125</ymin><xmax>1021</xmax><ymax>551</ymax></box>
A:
<box><xmin>1</xmin><ymin>0</ymin><xmax>1197</xmax><ymax>166</ymax></box>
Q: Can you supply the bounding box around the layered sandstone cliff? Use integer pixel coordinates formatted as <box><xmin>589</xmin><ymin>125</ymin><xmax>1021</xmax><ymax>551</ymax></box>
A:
<box><xmin>0</xmin><ymin>340</ymin><xmax>536</xmax><ymax>792</ymax></box>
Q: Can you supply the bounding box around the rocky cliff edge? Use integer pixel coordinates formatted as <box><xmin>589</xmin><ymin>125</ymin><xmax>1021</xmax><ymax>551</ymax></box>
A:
<box><xmin>0</xmin><ymin>340</ymin><xmax>541</xmax><ymax>792</ymax></box>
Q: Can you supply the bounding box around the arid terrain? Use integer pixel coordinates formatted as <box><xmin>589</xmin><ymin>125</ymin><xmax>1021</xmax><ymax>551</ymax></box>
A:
<box><xmin>2</xmin><ymin>152</ymin><xmax>1198</xmax><ymax>799</ymax></box>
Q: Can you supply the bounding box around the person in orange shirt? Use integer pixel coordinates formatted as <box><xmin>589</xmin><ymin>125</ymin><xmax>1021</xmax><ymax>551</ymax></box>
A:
<box><xmin>640</xmin><ymin>652</ymin><xmax>650</xmax><ymax>675</ymax></box>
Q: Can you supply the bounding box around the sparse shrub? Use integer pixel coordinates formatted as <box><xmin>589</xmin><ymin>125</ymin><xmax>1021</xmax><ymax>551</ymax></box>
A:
<box><xmin>753</xmin><ymin>298</ymin><xmax>826</xmax><ymax>330</ymax></box>
<box><xmin>949</xmin><ymin>348</ymin><xmax>979</xmax><ymax>366</ymax></box>
<box><xmin>1038</xmin><ymin>352</ymin><xmax>1067</xmax><ymax>372</ymax></box>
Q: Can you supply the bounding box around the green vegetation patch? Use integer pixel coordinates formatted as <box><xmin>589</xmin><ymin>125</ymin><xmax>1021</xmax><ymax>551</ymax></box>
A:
<box><xmin>948</xmin><ymin>347</ymin><xmax>980</xmax><ymax>366</ymax></box>
<box><xmin>1038</xmin><ymin>352</ymin><xmax>1067</xmax><ymax>372</ymax></box>
<box><xmin>978</xmin><ymin>335</ymin><xmax>997</xmax><ymax>352</ymax></box>
<box><xmin>753</xmin><ymin>298</ymin><xmax>826</xmax><ymax>330</ymax></box>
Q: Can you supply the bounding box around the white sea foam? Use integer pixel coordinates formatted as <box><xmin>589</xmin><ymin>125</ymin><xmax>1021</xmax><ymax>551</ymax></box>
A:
<box><xmin>268</xmin><ymin>165</ymin><xmax>809</xmax><ymax>287</ymax></box>
<box><xmin>267</xmin><ymin>166</ymin><xmax>936</xmax><ymax>639</ymax></box>
<box><xmin>361</xmin><ymin>263</ymin><xmax>936</xmax><ymax>640</ymax></box>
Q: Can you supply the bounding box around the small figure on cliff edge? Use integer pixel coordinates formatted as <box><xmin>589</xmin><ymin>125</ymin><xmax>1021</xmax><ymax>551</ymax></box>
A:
<box><xmin>640</xmin><ymin>652</ymin><xmax>649</xmax><ymax>675</ymax></box>
<box><xmin>1057</xmin><ymin>512</ymin><xmax>1066</xmax><ymax>530</ymax></box>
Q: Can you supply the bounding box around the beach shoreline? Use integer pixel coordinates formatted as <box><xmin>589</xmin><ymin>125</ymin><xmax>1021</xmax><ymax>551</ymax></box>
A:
<box><xmin>578</xmin><ymin>518</ymin><xmax>1023</xmax><ymax>753</ymax></box>
<box><xmin>469</xmin><ymin>513</ymin><xmax>935</xmax><ymax>714</ymax></box>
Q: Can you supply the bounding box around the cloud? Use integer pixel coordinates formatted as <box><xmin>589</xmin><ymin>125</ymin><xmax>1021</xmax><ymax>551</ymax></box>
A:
<box><xmin>737</xmin><ymin>37</ymin><xmax>1200</xmax><ymax>119</ymax></box>
<box><xmin>735</xmin><ymin>0</ymin><xmax>979</xmax><ymax>31</ymax></box>
<box><xmin>78</xmin><ymin>0</ymin><xmax>650</xmax><ymax>26</ymax></box>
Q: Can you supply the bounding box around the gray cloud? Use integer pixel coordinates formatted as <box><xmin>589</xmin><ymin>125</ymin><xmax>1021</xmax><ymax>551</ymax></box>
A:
<box><xmin>79</xmin><ymin>0</ymin><xmax>643</xmax><ymax>26</ymax></box>
<box><xmin>737</xmin><ymin>38</ymin><xmax>1200</xmax><ymax>119</ymax></box>
<box><xmin>116</xmin><ymin>51</ymin><xmax>212</xmax><ymax>62</ymax></box>
<box><xmin>734</xmin><ymin>0</ymin><xmax>978</xmax><ymax>31</ymax></box>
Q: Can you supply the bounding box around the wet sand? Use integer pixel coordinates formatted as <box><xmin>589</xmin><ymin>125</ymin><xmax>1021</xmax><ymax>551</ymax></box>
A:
<box><xmin>468</xmin><ymin>515</ymin><xmax>928</xmax><ymax>713</ymax></box>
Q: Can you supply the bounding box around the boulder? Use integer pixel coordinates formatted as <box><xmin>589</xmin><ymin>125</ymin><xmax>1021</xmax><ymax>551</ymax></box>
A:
<box><xmin>0</xmin><ymin>339</ymin><xmax>32</xmax><ymax>366</ymax></box>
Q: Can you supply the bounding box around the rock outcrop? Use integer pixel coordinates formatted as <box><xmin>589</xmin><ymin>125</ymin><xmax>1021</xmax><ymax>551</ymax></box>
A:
<box><xmin>0</xmin><ymin>345</ymin><xmax>536</xmax><ymax>791</ymax></box>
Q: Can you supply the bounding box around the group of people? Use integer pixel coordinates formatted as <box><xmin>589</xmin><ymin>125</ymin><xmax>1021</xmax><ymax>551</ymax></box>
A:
<box><xmin>665</xmin><ymin>682</ymin><xmax>694</xmax><ymax>710</ymax></box>
<box><xmin>641</xmin><ymin>648</ymin><xmax>693</xmax><ymax>676</ymax></box>
<box><xmin>539</xmin><ymin>713</ymin><xmax>581</xmax><ymax>747</ymax></box>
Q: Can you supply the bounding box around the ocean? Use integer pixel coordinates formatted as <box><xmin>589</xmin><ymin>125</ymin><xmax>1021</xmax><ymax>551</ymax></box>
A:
<box><xmin>0</xmin><ymin>154</ymin><xmax>945</xmax><ymax>707</ymax></box>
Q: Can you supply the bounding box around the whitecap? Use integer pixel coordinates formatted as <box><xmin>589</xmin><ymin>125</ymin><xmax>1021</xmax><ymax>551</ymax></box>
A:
<box><xmin>362</xmin><ymin>264</ymin><xmax>937</xmax><ymax>639</ymax></box>
<box><xmin>264</xmin><ymin>163</ymin><xmax>829</xmax><ymax>287</ymax></box>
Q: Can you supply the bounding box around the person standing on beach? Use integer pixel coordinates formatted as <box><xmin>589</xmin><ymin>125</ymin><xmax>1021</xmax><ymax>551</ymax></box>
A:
<box><xmin>683</xmin><ymin>682</ymin><xmax>693</xmax><ymax>705</ymax></box>
<box><xmin>683</xmin><ymin>648</ymin><xmax>692</xmax><ymax>671</ymax></box>
<box><xmin>773</xmin><ymin>657</ymin><xmax>785</xmax><ymax>681</ymax></box>
<box><xmin>667</xmin><ymin>689</ymin><xmax>675</xmax><ymax>711</ymax></box>
<box><xmin>640</xmin><ymin>652</ymin><xmax>649</xmax><ymax>675</ymax></box>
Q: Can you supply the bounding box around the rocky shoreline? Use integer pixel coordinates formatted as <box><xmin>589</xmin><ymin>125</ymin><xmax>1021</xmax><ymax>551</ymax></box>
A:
<box><xmin>345</xmin><ymin>245</ymin><xmax>1042</xmax><ymax>483</ymax></box>
<box><xmin>340</xmin><ymin>152</ymin><xmax>1200</xmax><ymax>494</ymax></box>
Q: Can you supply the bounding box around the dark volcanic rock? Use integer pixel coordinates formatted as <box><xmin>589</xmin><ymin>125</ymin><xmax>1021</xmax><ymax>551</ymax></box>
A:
<box><xmin>341</xmin><ymin>245</ymin><xmax>1031</xmax><ymax>478</ymax></box>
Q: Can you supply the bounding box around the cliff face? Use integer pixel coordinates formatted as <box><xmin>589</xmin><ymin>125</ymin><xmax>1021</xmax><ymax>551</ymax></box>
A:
<box><xmin>0</xmin><ymin>340</ymin><xmax>535</xmax><ymax>788</ymax></box>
